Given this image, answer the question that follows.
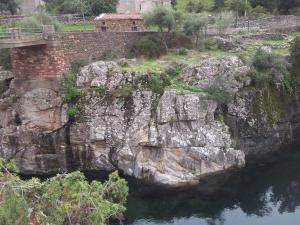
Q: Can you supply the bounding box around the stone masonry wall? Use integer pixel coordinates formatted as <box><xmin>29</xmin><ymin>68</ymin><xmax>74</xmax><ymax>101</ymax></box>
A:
<box><xmin>95</xmin><ymin>19</ymin><xmax>145</xmax><ymax>32</ymax></box>
<box><xmin>11</xmin><ymin>31</ymin><xmax>152</xmax><ymax>78</ymax></box>
<box><xmin>11</xmin><ymin>45</ymin><xmax>68</xmax><ymax>78</ymax></box>
<box><xmin>53</xmin><ymin>31</ymin><xmax>151</xmax><ymax>62</ymax></box>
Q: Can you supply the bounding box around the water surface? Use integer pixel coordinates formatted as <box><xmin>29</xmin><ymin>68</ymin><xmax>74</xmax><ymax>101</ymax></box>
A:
<box><xmin>124</xmin><ymin>153</ymin><xmax>300</xmax><ymax>225</ymax></box>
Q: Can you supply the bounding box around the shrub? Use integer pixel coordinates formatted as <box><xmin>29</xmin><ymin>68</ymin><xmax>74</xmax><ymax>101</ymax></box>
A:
<box><xmin>59</xmin><ymin>72</ymin><xmax>82</xmax><ymax>103</ymax></box>
<box><xmin>101</xmin><ymin>48</ymin><xmax>120</xmax><ymax>60</ymax></box>
<box><xmin>0</xmin><ymin>159</ymin><xmax>128</xmax><ymax>225</ymax></box>
<box><xmin>131</xmin><ymin>35</ymin><xmax>163</xmax><ymax>58</ymax></box>
<box><xmin>64</xmin><ymin>87</ymin><xmax>81</xmax><ymax>103</ymax></box>
<box><xmin>142</xmin><ymin>73</ymin><xmax>171</xmax><ymax>94</ymax></box>
<box><xmin>165</xmin><ymin>65</ymin><xmax>183</xmax><ymax>78</ymax></box>
<box><xmin>0</xmin><ymin>49</ymin><xmax>11</xmax><ymax>70</ymax></box>
<box><xmin>204</xmin><ymin>38</ymin><xmax>217</xmax><ymax>50</ymax></box>
<box><xmin>119</xmin><ymin>86</ymin><xmax>133</xmax><ymax>97</ymax></box>
<box><xmin>290</xmin><ymin>36</ymin><xmax>300</xmax><ymax>78</ymax></box>
<box><xmin>70</xmin><ymin>58</ymin><xmax>90</xmax><ymax>74</ymax></box>
<box><xmin>67</xmin><ymin>107</ymin><xmax>79</xmax><ymax>118</ymax></box>
<box><xmin>251</xmin><ymin>49</ymin><xmax>290</xmax><ymax>91</ymax></box>
<box><xmin>250</xmin><ymin>5</ymin><xmax>270</xmax><ymax>17</ymax></box>
<box><xmin>18</xmin><ymin>12</ymin><xmax>63</xmax><ymax>31</ymax></box>
<box><xmin>177</xmin><ymin>48</ymin><xmax>188</xmax><ymax>55</ymax></box>
<box><xmin>205</xmin><ymin>77</ymin><xmax>234</xmax><ymax>105</ymax></box>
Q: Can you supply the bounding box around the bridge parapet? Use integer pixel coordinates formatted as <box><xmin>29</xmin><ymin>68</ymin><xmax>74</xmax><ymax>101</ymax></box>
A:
<box><xmin>0</xmin><ymin>26</ymin><xmax>56</xmax><ymax>49</ymax></box>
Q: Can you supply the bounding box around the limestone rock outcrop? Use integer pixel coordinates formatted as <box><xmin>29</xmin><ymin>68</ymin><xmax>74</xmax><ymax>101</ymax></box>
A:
<box><xmin>1</xmin><ymin>56</ymin><xmax>300</xmax><ymax>188</ymax></box>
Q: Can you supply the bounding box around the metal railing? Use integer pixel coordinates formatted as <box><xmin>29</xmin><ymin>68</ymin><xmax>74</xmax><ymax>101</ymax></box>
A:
<box><xmin>0</xmin><ymin>28</ymin><xmax>43</xmax><ymax>41</ymax></box>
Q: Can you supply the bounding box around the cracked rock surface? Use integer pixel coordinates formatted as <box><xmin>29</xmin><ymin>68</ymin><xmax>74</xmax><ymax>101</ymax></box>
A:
<box><xmin>1</xmin><ymin>57</ymin><xmax>299</xmax><ymax>187</ymax></box>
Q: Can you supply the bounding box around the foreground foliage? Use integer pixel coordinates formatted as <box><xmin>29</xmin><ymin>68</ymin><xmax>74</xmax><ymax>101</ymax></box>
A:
<box><xmin>0</xmin><ymin>159</ymin><xmax>128</xmax><ymax>225</ymax></box>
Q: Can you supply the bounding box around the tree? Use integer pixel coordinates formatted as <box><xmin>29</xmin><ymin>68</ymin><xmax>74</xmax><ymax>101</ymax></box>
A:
<box><xmin>214</xmin><ymin>11</ymin><xmax>234</xmax><ymax>35</ymax></box>
<box><xmin>18</xmin><ymin>12</ymin><xmax>63</xmax><ymax>31</ymax></box>
<box><xmin>0</xmin><ymin>158</ymin><xmax>129</xmax><ymax>225</ymax></box>
<box><xmin>87</xmin><ymin>0</ymin><xmax>119</xmax><ymax>16</ymax></box>
<box><xmin>0</xmin><ymin>0</ymin><xmax>20</xmax><ymax>15</ymax></box>
<box><xmin>225</xmin><ymin>0</ymin><xmax>252</xmax><ymax>17</ymax></box>
<box><xmin>144</xmin><ymin>6</ymin><xmax>180</xmax><ymax>51</ymax></box>
<box><xmin>45</xmin><ymin>0</ymin><xmax>118</xmax><ymax>16</ymax></box>
<box><xmin>277</xmin><ymin>0</ymin><xmax>300</xmax><ymax>14</ymax></box>
<box><xmin>183</xmin><ymin>13</ymin><xmax>209</xmax><ymax>47</ymax></box>
<box><xmin>186</xmin><ymin>0</ymin><xmax>215</xmax><ymax>13</ymax></box>
<box><xmin>290</xmin><ymin>37</ymin><xmax>300</xmax><ymax>78</ymax></box>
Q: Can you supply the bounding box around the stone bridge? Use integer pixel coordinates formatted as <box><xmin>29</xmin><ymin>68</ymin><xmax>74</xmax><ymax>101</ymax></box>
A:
<box><xmin>1</xmin><ymin>26</ymin><xmax>148</xmax><ymax>78</ymax></box>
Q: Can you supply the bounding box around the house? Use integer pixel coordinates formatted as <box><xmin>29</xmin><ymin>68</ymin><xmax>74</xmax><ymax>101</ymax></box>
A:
<box><xmin>117</xmin><ymin>0</ymin><xmax>171</xmax><ymax>14</ymax></box>
<box><xmin>95</xmin><ymin>13</ymin><xmax>145</xmax><ymax>32</ymax></box>
<box><xmin>20</xmin><ymin>0</ymin><xmax>44</xmax><ymax>15</ymax></box>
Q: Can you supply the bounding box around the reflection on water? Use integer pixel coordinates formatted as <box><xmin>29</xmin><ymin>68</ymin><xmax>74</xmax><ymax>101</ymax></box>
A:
<box><xmin>124</xmin><ymin>153</ymin><xmax>300</xmax><ymax>225</ymax></box>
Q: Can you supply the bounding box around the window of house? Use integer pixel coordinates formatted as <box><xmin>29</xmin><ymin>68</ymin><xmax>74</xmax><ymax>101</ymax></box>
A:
<box><xmin>131</xmin><ymin>26</ymin><xmax>138</xmax><ymax>31</ymax></box>
<box><xmin>101</xmin><ymin>26</ymin><xmax>107</xmax><ymax>32</ymax></box>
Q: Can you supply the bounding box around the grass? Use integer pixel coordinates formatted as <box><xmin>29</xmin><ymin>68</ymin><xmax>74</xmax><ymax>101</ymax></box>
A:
<box><xmin>169</xmin><ymin>80</ymin><xmax>203</xmax><ymax>92</ymax></box>
<box><xmin>117</xmin><ymin>50</ymin><xmax>204</xmax><ymax>73</ymax></box>
<box><xmin>62</xmin><ymin>24</ymin><xmax>96</xmax><ymax>31</ymax></box>
<box><xmin>290</xmin><ymin>31</ymin><xmax>300</xmax><ymax>38</ymax></box>
<box><xmin>272</xmin><ymin>48</ymin><xmax>290</xmax><ymax>56</ymax></box>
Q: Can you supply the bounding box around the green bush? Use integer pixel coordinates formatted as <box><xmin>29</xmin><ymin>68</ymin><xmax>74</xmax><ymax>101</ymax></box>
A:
<box><xmin>251</xmin><ymin>49</ymin><xmax>290</xmax><ymax>92</ymax></box>
<box><xmin>119</xmin><ymin>86</ymin><xmax>133</xmax><ymax>97</ymax></box>
<box><xmin>250</xmin><ymin>5</ymin><xmax>270</xmax><ymax>17</ymax></box>
<box><xmin>0</xmin><ymin>159</ymin><xmax>128</xmax><ymax>225</ymax></box>
<box><xmin>204</xmin><ymin>39</ymin><xmax>217</xmax><ymax>50</ymax></box>
<box><xmin>131</xmin><ymin>36</ymin><xmax>163</xmax><ymax>58</ymax></box>
<box><xmin>141</xmin><ymin>73</ymin><xmax>171</xmax><ymax>94</ymax></box>
<box><xmin>67</xmin><ymin>107</ymin><xmax>79</xmax><ymax>118</ymax></box>
<box><xmin>204</xmin><ymin>77</ymin><xmax>233</xmax><ymax>105</ymax></box>
<box><xmin>18</xmin><ymin>12</ymin><xmax>63</xmax><ymax>31</ymax></box>
<box><xmin>63</xmin><ymin>87</ymin><xmax>81</xmax><ymax>103</ymax></box>
<box><xmin>0</xmin><ymin>49</ymin><xmax>11</xmax><ymax>70</ymax></box>
<box><xmin>59</xmin><ymin>72</ymin><xmax>81</xmax><ymax>103</ymax></box>
<box><xmin>70</xmin><ymin>58</ymin><xmax>90</xmax><ymax>74</ymax></box>
<box><xmin>177</xmin><ymin>48</ymin><xmax>188</xmax><ymax>55</ymax></box>
<box><xmin>101</xmin><ymin>48</ymin><xmax>120</xmax><ymax>60</ymax></box>
<box><xmin>291</xmin><ymin>36</ymin><xmax>300</xmax><ymax>78</ymax></box>
<box><xmin>165</xmin><ymin>65</ymin><xmax>183</xmax><ymax>78</ymax></box>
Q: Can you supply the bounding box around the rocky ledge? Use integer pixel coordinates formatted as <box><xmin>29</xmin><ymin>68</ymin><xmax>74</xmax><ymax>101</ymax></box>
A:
<box><xmin>1</xmin><ymin>56</ymin><xmax>300</xmax><ymax>188</ymax></box>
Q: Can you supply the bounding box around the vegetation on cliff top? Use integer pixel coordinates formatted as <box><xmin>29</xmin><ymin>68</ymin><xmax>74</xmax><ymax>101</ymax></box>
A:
<box><xmin>0</xmin><ymin>158</ymin><xmax>128</xmax><ymax>225</ymax></box>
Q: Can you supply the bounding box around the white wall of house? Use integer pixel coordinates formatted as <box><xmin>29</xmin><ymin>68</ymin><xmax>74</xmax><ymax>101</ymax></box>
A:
<box><xmin>117</xmin><ymin>0</ymin><xmax>171</xmax><ymax>14</ymax></box>
<box><xmin>20</xmin><ymin>0</ymin><xmax>44</xmax><ymax>15</ymax></box>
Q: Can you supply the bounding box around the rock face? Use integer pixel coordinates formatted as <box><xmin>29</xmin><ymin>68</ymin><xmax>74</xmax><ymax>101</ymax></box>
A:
<box><xmin>215</xmin><ymin>37</ymin><xmax>245</xmax><ymax>52</ymax></box>
<box><xmin>0</xmin><ymin>60</ymin><xmax>245</xmax><ymax>187</ymax></box>
<box><xmin>69</xmin><ymin>62</ymin><xmax>245</xmax><ymax>186</ymax></box>
<box><xmin>1</xmin><ymin>56</ymin><xmax>300</xmax><ymax>188</ymax></box>
<box><xmin>183</xmin><ymin>56</ymin><xmax>300</xmax><ymax>160</ymax></box>
<box><xmin>183</xmin><ymin>56</ymin><xmax>250</xmax><ymax>92</ymax></box>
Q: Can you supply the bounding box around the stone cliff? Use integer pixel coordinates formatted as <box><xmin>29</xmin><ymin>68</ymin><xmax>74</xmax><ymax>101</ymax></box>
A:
<box><xmin>1</xmin><ymin>56</ymin><xmax>299</xmax><ymax>187</ymax></box>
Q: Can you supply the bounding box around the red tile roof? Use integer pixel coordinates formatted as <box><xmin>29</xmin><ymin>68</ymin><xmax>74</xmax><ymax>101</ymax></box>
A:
<box><xmin>95</xmin><ymin>13</ymin><xmax>143</xmax><ymax>20</ymax></box>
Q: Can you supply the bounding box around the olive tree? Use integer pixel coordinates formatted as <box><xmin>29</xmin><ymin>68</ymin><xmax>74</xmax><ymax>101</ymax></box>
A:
<box><xmin>183</xmin><ymin>13</ymin><xmax>209</xmax><ymax>48</ymax></box>
<box><xmin>291</xmin><ymin>36</ymin><xmax>300</xmax><ymax>78</ymax></box>
<box><xmin>0</xmin><ymin>0</ymin><xmax>20</xmax><ymax>15</ymax></box>
<box><xmin>214</xmin><ymin>11</ymin><xmax>234</xmax><ymax>35</ymax></box>
<box><xmin>144</xmin><ymin>6</ymin><xmax>182</xmax><ymax>51</ymax></box>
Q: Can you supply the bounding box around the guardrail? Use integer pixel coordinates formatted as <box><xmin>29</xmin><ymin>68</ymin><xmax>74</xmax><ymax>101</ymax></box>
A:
<box><xmin>0</xmin><ymin>28</ymin><xmax>43</xmax><ymax>40</ymax></box>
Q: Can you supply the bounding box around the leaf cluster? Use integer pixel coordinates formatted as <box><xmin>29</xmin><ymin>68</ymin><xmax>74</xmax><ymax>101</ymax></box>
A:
<box><xmin>0</xmin><ymin>159</ymin><xmax>128</xmax><ymax>225</ymax></box>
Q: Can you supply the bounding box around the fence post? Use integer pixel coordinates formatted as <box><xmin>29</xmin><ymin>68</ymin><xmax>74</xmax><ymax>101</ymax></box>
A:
<box><xmin>43</xmin><ymin>25</ymin><xmax>55</xmax><ymax>40</ymax></box>
<box><xmin>9</xmin><ymin>28</ymin><xmax>21</xmax><ymax>39</ymax></box>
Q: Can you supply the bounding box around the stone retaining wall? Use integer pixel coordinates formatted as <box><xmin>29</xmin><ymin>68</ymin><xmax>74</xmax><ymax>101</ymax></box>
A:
<box><xmin>54</xmin><ymin>31</ymin><xmax>152</xmax><ymax>61</ymax></box>
<box><xmin>11</xmin><ymin>31</ymin><xmax>152</xmax><ymax>78</ymax></box>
